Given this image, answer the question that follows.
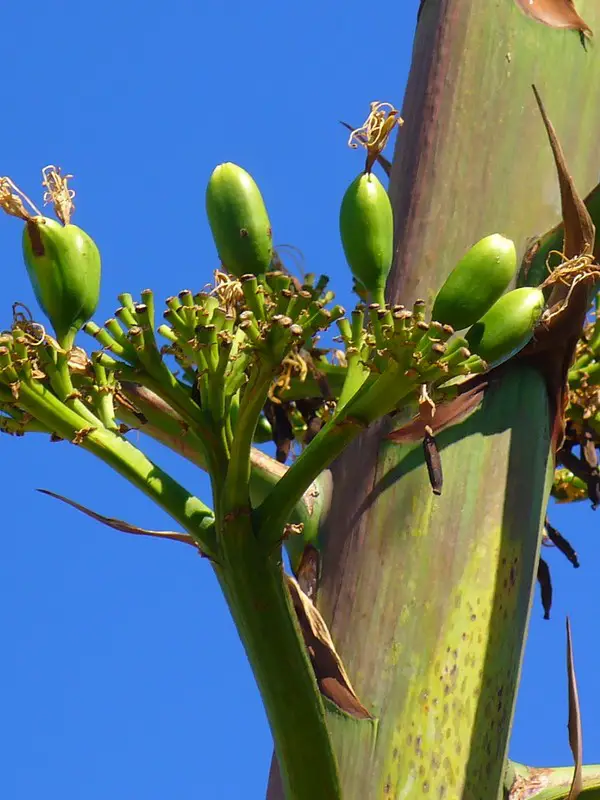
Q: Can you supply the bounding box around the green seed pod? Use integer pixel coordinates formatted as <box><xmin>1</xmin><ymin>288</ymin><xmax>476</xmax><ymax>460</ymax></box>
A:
<box><xmin>205</xmin><ymin>163</ymin><xmax>273</xmax><ymax>277</ymax></box>
<box><xmin>339</xmin><ymin>172</ymin><xmax>393</xmax><ymax>304</ymax></box>
<box><xmin>432</xmin><ymin>234</ymin><xmax>517</xmax><ymax>330</ymax></box>
<box><xmin>465</xmin><ymin>287</ymin><xmax>545</xmax><ymax>365</ymax></box>
<box><xmin>22</xmin><ymin>217</ymin><xmax>101</xmax><ymax>347</ymax></box>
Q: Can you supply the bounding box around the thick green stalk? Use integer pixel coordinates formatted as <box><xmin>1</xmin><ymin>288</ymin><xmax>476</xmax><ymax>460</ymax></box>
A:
<box><xmin>13</xmin><ymin>363</ymin><xmax>337</xmax><ymax>795</ymax></box>
<box><xmin>217</xmin><ymin>513</ymin><xmax>342</xmax><ymax>800</ymax></box>
<box><xmin>322</xmin><ymin>367</ymin><xmax>552</xmax><ymax>798</ymax></box>
<box><xmin>269</xmin><ymin>3</ymin><xmax>600</xmax><ymax>797</ymax></box>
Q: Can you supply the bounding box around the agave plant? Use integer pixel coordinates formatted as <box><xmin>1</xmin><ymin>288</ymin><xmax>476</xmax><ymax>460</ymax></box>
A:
<box><xmin>3</xmin><ymin>3</ymin><xmax>600</xmax><ymax>800</ymax></box>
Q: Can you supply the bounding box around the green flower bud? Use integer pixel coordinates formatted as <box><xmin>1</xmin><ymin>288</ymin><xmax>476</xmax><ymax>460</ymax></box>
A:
<box><xmin>206</xmin><ymin>163</ymin><xmax>273</xmax><ymax>278</ymax></box>
<box><xmin>432</xmin><ymin>234</ymin><xmax>517</xmax><ymax>330</ymax></box>
<box><xmin>339</xmin><ymin>172</ymin><xmax>393</xmax><ymax>305</ymax></box>
<box><xmin>22</xmin><ymin>217</ymin><xmax>101</xmax><ymax>348</ymax></box>
<box><xmin>465</xmin><ymin>287</ymin><xmax>545</xmax><ymax>366</ymax></box>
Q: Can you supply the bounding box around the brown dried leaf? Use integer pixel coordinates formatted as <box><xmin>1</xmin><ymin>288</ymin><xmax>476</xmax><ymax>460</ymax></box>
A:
<box><xmin>545</xmin><ymin>519</ymin><xmax>580</xmax><ymax>568</ymax></box>
<box><xmin>296</xmin><ymin>544</ymin><xmax>320</xmax><ymax>601</ymax></box>
<box><xmin>580</xmin><ymin>428</ymin><xmax>598</xmax><ymax>470</ymax></box>
<box><xmin>423</xmin><ymin>430</ymin><xmax>443</xmax><ymax>495</ymax></box>
<box><xmin>387</xmin><ymin>379</ymin><xmax>487</xmax><ymax>443</ymax></box>
<box><xmin>566</xmin><ymin>617</ymin><xmax>583</xmax><ymax>800</ymax></box>
<box><xmin>265</xmin><ymin>400</ymin><xmax>294</xmax><ymax>464</ymax></box>
<box><xmin>514</xmin><ymin>0</ymin><xmax>592</xmax><ymax>36</ymax></box>
<box><xmin>520</xmin><ymin>88</ymin><xmax>596</xmax><ymax>450</ymax></box>
<box><xmin>537</xmin><ymin>558</ymin><xmax>553</xmax><ymax>619</ymax></box>
<box><xmin>37</xmin><ymin>488</ymin><xmax>197</xmax><ymax>547</ymax></box>
<box><xmin>532</xmin><ymin>86</ymin><xmax>594</xmax><ymax>273</ymax></box>
<box><xmin>285</xmin><ymin>574</ymin><xmax>371</xmax><ymax>719</ymax></box>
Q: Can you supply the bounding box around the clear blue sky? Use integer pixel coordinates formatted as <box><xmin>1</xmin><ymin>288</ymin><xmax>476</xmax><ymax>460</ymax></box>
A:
<box><xmin>0</xmin><ymin>2</ymin><xmax>598</xmax><ymax>798</ymax></box>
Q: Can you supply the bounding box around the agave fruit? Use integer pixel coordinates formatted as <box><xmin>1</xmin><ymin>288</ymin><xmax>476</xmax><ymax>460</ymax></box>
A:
<box><xmin>432</xmin><ymin>234</ymin><xmax>517</xmax><ymax>330</ymax></box>
<box><xmin>206</xmin><ymin>162</ymin><xmax>273</xmax><ymax>278</ymax></box>
<box><xmin>340</xmin><ymin>172</ymin><xmax>393</xmax><ymax>306</ymax></box>
<box><xmin>22</xmin><ymin>216</ymin><xmax>101</xmax><ymax>348</ymax></box>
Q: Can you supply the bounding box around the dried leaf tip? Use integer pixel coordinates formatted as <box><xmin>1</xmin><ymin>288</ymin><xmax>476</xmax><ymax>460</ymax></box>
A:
<box><xmin>514</xmin><ymin>0</ymin><xmax>592</xmax><ymax>38</ymax></box>
<box><xmin>566</xmin><ymin>618</ymin><xmax>583</xmax><ymax>800</ymax></box>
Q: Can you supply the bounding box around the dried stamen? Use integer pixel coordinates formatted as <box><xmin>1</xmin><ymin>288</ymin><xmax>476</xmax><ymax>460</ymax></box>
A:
<box><xmin>347</xmin><ymin>101</ymin><xmax>403</xmax><ymax>173</ymax></box>
<box><xmin>42</xmin><ymin>165</ymin><xmax>75</xmax><ymax>225</ymax></box>
<box><xmin>0</xmin><ymin>177</ymin><xmax>42</xmax><ymax>220</ymax></box>
<box><xmin>210</xmin><ymin>269</ymin><xmax>244</xmax><ymax>312</ymax></box>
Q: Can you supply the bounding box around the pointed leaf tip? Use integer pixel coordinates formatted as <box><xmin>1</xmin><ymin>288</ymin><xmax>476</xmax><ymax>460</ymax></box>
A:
<box><xmin>566</xmin><ymin>617</ymin><xmax>583</xmax><ymax>800</ymax></box>
<box><xmin>514</xmin><ymin>0</ymin><xmax>592</xmax><ymax>37</ymax></box>
<box><xmin>37</xmin><ymin>488</ymin><xmax>197</xmax><ymax>548</ymax></box>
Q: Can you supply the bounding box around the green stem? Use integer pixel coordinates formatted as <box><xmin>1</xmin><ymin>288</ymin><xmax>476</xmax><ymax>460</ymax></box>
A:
<box><xmin>217</xmin><ymin>513</ymin><xmax>341</xmax><ymax>800</ymax></box>
<box><xmin>56</xmin><ymin>354</ymin><xmax>106</xmax><ymax>429</ymax></box>
<box><xmin>255</xmin><ymin>412</ymin><xmax>365</xmax><ymax>544</ymax></box>
<box><xmin>223</xmin><ymin>365</ymin><xmax>273</xmax><ymax>512</ymax></box>
<box><xmin>115</xmin><ymin>383</ymin><xmax>326</xmax><ymax>541</ymax></box>
<box><xmin>346</xmin><ymin>363</ymin><xmax>414</xmax><ymax>420</ymax></box>
<box><xmin>370</xmin><ymin>288</ymin><xmax>386</xmax><ymax>307</ymax></box>
<box><xmin>256</xmin><ymin>369</ymin><xmax>415</xmax><ymax>543</ymax></box>
<box><xmin>115</xmin><ymin>358</ymin><xmax>227</xmax><ymax>481</ymax></box>
<box><xmin>58</xmin><ymin>328</ymin><xmax>77</xmax><ymax>352</ymax></box>
<box><xmin>0</xmin><ymin>415</ymin><xmax>48</xmax><ymax>434</ymax></box>
<box><xmin>84</xmin><ymin>427</ymin><xmax>217</xmax><ymax>554</ymax></box>
<box><xmin>11</xmin><ymin>378</ymin><xmax>218</xmax><ymax>558</ymax></box>
<box><xmin>337</xmin><ymin>351</ymin><xmax>370</xmax><ymax>410</ymax></box>
<box><xmin>277</xmin><ymin>363</ymin><xmax>347</xmax><ymax>402</ymax></box>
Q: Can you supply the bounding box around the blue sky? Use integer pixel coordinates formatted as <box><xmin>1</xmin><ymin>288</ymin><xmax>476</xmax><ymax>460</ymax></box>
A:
<box><xmin>0</xmin><ymin>2</ymin><xmax>598</xmax><ymax>798</ymax></box>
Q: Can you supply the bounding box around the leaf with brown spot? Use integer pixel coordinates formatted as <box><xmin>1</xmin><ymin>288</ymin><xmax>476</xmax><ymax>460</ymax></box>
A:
<box><xmin>514</xmin><ymin>0</ymin><xmax>592</xmax><ymax>37</ymax></box>
<box><xmin>37</xmin><ymin>488</ymin><xmax>198</xmax><ymax>547</ymax></box>
<box><xmin>566</xmin><ymin>617</ymin><xmax>583</xmax><ymax>800</ymax></box>
<box><xmin>285</xmin><ymin>574</ymin><xmax>371</xmax><ymax>719</ymax></box>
